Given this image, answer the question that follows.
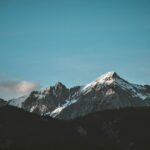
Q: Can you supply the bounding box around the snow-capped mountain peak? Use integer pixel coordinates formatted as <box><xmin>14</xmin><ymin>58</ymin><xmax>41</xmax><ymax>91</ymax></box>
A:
<box><xmin>81</xmin><ymin>72</ymin><xmax>150</xmax><ymax>100</ymax></box>
<box><xmin>81</xmin><ymin>71</ymin><xmax>120</xmax><ymax>93</ymax></box>
<box><xmin>7</xmin><ymin>71</ymin><xmax>150</xmax><ymax>120</ymax></box>
<box><xmin>97</xmin><ymin>71</ymin><xmax>119</xmax><ymax>80</ymax></box>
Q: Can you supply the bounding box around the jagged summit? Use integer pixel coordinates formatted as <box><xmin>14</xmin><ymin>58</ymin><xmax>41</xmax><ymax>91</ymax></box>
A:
<box><xmin>54</xmin><ymin>82</ymin><xmax>67</xmax><ymax>90</ymax></box>
<box><xmin>82</xmin><ymin>71</ymin><xmax>121</xmax><ymax>92</ymax></box>
<box><xmin>42</xmin><ymin>82</ymin><xmax>67</xmax><ymax>95</ymax></box>
<box><xmin>81</xmin><ymin>71</ymin><xmax>150</xmax><ymax>101</ymax></box>
<box><xmin>98</xmin><ymin>71</ymin><xmax>119</xmax><ymax>79</ymax></box>
<box><xmin>95</xmin><ymin>71</ymin><xmax>120</xmax><ymax>82</ymax></box>
<box><xmin>55</xmin><ymin>82</ymin><xmax>65</xmax><ymax>86</ymax></box>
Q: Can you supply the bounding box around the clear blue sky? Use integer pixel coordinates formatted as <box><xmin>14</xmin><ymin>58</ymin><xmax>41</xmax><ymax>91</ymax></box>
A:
<box><xmin>0</xmin><ymin>0</ymin><xmax>150</xmax><ymax>99</ymax></box>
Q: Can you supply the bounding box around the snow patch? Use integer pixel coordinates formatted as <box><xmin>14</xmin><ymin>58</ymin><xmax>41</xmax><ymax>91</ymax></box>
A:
<box><xmin>46</xmin><ymin>99</ymin><xmax>77</xmax><ymax>117</ymax></box>
<box><xmin>30</xmin><ymin>105</ymin><xmax>37</xmax><ymax>112</ymax></box>
<box><xmin>9</xmin><ymin>95</ymin><xmax>29</xmax><ymax>108</ymax></box>
<box><xmin>81</xmin><ymin>72</ymin><xmax>116</xmax><ymax>93</ymax></box>
<box><xmin>40</xmin><ymin>105</ymin><xmax>47</xmax><ymax>112</ymax></box>
<box><xmin>105</xmin><ymin>89</ymin><xmax>115</xmax><ymax>96</ymax></box>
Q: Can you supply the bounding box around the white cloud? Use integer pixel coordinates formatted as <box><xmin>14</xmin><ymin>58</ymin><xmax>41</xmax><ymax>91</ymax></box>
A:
<box><xmin>0</xmin><ymin>80</ymin><xmax>41</xmax><ymax>100</ymax></box>
<box><xmin>16</xmin><ymin>81</ymin><xmax>39</xmax><ymax>93</ymax></box>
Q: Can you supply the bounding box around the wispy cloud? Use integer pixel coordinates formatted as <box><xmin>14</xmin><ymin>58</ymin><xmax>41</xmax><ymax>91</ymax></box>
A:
<box><xmin>0</xmin><ymin>80</ymin><xmax>41</xmax><ymax>100</ymax></box>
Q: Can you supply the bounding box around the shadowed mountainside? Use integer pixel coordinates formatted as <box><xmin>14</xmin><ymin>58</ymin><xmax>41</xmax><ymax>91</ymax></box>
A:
<box><xmin>0</xmin><ymin>105</ymin><xmax>150</xmax><ymax>150</ymax></box>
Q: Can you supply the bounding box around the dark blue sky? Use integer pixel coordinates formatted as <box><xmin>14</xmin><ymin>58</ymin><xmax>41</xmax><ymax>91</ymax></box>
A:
<box><xmin>0</xmin><ymin>0</ymin><xmax>150</xmax><ymax>99</ymax></box>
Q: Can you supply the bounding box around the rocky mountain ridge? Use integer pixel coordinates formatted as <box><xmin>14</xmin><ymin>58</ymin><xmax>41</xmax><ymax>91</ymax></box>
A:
<box><xmin>0</xmin><ymin>98</ymin><xmax>7</xmax><ymax>107</ymax></box>
<box><xmin>8</xmin><ymin>72</ymin><xmax>150</xmax><ymax>119</ymax></box>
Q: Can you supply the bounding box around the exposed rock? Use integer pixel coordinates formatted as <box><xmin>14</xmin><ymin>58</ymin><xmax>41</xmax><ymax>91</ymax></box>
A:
<box><xmin>0</xmin><ymin>98</ymin><xmax>7</xmax><ymax>107</ymax></box>
<box><xmin>8</xmin><ymin>72</ymin><xmax>150</xmax><ymax>120</ymax></box>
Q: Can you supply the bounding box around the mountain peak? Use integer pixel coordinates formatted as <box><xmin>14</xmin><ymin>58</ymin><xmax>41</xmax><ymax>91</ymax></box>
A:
<box><xmin>81</xmin><ymin>71</ymin><xmax>121</xmax><ymax>93</ymax></box>
<box><xmin>96</xmin><ymin>71</ymin><xmax>120</xmax><ymax>83</ymax></box>
<box><xmin>54</xmin><ymin>82</ymin><xmax>67</xmax><ymax>90</ymax></box>
<box><xmin>42</xmin><ymin>82</ymin><xmax>66</xmax><ymax>93</ymax></box>
<box><xmin>99</xmin><ymin>71</ymin><xmax>119</xmax><ymax>79</ymax></box>
<box><xmin>55</xmin><ymin>82</ymin><xmax>65</xmax><ymax>86</ymax></box>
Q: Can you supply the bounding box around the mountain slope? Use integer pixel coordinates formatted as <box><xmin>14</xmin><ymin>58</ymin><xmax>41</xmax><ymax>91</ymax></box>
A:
<box><xmin>58</xmin><ymin>72</ymin><xmax>150</xmax><ymax>119</ymax></box>
<box><xmin>21</xmin><ymin>82</ymin><xmax>81</xmax><ymax>115</ymax></box>
<box><xmin>1</xmin><ymin>105</ymin><xmax>150</xmax><ymax>150</ymax></box>
<box><xmin>8</xmin><ymin>72</ymin><xmax>150</xmax><ymax>119</ymax></box>
<box><xmin>0</xmin><ymin>98</ymin><xmax>7</xmax><ymax>107</ymax></box>
<box><xmin>8</xmin><ymin>95</ymin><xmax>29</xmax><ymax>108</ymax></box>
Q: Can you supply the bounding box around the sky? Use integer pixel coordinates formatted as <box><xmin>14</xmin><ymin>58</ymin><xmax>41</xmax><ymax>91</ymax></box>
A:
<box><xmin>0</xmin><ymin>0</ymin><xmax>150</xmax><ymax>99</ymax></box>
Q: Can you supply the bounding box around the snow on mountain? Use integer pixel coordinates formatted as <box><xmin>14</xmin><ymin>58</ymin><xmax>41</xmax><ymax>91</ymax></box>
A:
<box><xmin>21</xmin><ymin>82</ymin><xmax>80</xmax><ymax>115</ymax></box>
<box><xmin>56</xmin><ymin>72</ymin><xmax>150</xmax><ymax>119</ymax></box>
<box><xmin>7</xmin><ymin>71</ymin><xmax>150</xmax><ymax>120</ymax></box>
<box><xmin>45</xmin><ymin>99</ymin><xmax>77</xmax><ymax>117</ymax></box>
<box><xmin>81</xmin><ymin>71</ymin><xmax>150</xmax><ymax>100</ymax></box>
<box><xmin>8</xmin><ymin>95</ymin><xmax>29</xmax><ymax>108</ymax></box>
<box><xmin>0</xmin><ymin>98</ymin><xmax>7</xmax><ymax>107</ymax></box>
<box><xmin>81</xmin><ymin>72</ymin><xmax>117</xmax><ymax>93</ymax></box>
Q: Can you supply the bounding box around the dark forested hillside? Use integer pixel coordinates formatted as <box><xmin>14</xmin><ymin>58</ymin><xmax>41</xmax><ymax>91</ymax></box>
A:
<box><xmin>0</xmin><ymin>105</ymin><xmax>150</xmax><ymax>150</ymax></box>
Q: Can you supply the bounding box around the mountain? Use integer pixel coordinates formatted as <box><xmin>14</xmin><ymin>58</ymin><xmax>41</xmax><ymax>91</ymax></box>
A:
<box><xmin>0</xmin><ymin>98</ymin><xmax>7</xmax><ymax>107</ymax></box>
<box><xmin>1</xmin><ymin>105</ymin><xmax>150</xmax><ymax>150</ymax></box>
<box><xmin>57</xmin><ymin>72</ymin><xmax>150</xmax><ymax>119</ymax></box>
<box><xmin>8</xmin><ymin>72</ymin><xmax>150</xmax><ymax>119</ymax></box>
<box><xmin>8</xmin><ymin>95</ymin><xmax>29</xmax><ymax>108</ymax></box>
<box><xmin>21</xmin><ymin>82</ymin><xmax>81</xmax><ymax>115</ymax></box>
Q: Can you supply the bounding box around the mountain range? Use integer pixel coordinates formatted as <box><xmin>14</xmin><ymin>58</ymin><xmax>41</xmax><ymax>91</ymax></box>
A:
<box><xmin>1</xmin><ymin>71</ymin><xmax>150</xmax><ymax>150</ymax></box>
<box><xmin>7</xmin><ymin>71</ymin><xmax>150</xmax><ymax>119</ymax></box>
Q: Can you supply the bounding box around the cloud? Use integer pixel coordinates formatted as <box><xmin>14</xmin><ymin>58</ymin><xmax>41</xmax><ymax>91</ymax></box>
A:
<box><xmin>0</xmin><ymin>80</ymin><xmax>41</xmax><ymax>100</ymax></box>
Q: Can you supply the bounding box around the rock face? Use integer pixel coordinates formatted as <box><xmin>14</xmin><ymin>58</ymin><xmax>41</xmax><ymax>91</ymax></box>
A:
<box><xmin>8</xmin><ymin>72</ymin><xmax>150</xmax><ymax>119</ymax></box>
<box><xmin>0</xmin><ymin>98</ymin><xmax>7</xmax><ymax>107</ymax></box>
<box><xmin>21</xmin><ymin>82</ymin><xmax>80</xmax><ymax>115</ymax></box>
<box><xmin>57</xmin><ymin>72</ymin><xmax>150</xmax><ymax>119</ymax></box>
<box><xmin>8</xmin><ymin>95</ymin><xmax>29</xmax><ymax>108</ymax></box>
